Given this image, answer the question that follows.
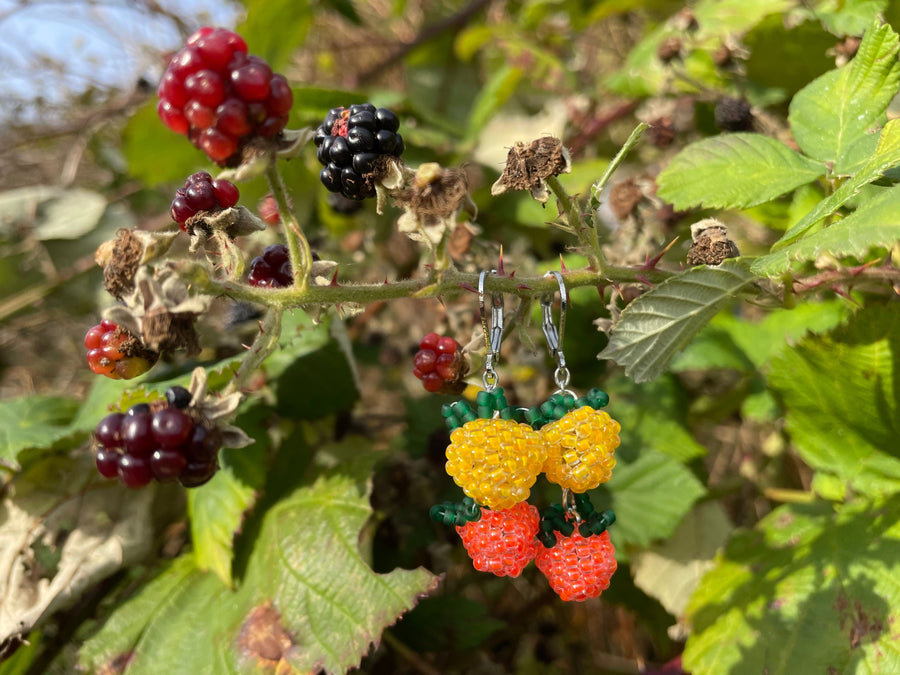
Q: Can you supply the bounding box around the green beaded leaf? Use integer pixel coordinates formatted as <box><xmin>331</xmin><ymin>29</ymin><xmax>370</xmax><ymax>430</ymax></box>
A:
<box><xmin>655</xmin><ymin>133</ymin><xmax>824</xmax><ymax>211</ymax></box>
<box><xmin>767</xmin><ymin>304</ymin><xmax>900</xmax><ymax>497</ymax></box>
<box><xmin>79</xmin><ymin>473</ymin><xmax>438</xmax><ymax>675</ymax></box>
<box><xmin>599</xmin><ymin>259</ymin><xmax>757</xmax><ymax>383</ymax></box>
<box><xmin>683</xmin><ymin>497</ymin><xmax>900</xmax><ymax>675</ymax></box>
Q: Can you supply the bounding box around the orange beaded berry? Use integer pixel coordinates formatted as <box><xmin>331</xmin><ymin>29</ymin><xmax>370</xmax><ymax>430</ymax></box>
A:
<box><xmin>456</xmin><ymin>501</ymin><xmax>540</xmax><ymax>577</ymax></box>
<box><xmin>535</xmin><ymin>529</ymin><xmax>617</xmax><ymax>602</ymax></box>
<box><xmin>540</xmin><ymin>405</ymin><xmax>620</xmax><ymax>492</ymax></box>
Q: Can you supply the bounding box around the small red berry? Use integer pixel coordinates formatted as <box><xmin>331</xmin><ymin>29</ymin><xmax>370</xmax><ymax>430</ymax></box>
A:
<box><xmin>412</xmin><ymin>334</ymin><xmax>466</xmax><ymax>394</ymax></box>
<box><xmin>85</xmin><ymin>321</ymin><xmax>154</xmax><ymax>380</ymax></box>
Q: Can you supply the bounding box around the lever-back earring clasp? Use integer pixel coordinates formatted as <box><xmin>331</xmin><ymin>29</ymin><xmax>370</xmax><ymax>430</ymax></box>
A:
<box><xmin>478</xmin><ymin>269</ymin><xmax>504</xmax><ymax>391</ymax></box>
<box><xmin>542</xmin><ymin>270</ymin><xmax>571</xmax><ymax>392</ymax></box>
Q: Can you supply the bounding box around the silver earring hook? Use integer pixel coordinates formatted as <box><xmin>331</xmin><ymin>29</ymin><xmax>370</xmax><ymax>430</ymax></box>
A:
<box><xmin>541</xmin><ymin>270</ymin><xmax>571</xmax><ymax>392</ymax></box>
<box><xmin>478</xmin><ymin>269</ymin><xmax>503</xmax><ymax>391</ymax></box>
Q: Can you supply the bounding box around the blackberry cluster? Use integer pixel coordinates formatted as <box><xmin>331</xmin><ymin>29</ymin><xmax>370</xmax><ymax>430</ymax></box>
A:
<box><xmin>170</xmin><ymin>171</ymin><xmax>240</xmax><ymax>230</ymax></box>
<box><xmin>84</xmin><ymin>319</ymin><xmax>156</xmax><ymax>380</ymax></box>
<box><xmin>314</xmin><ymin>104</ymin><xmax>404</xmax><ymax>200</ymax></box>
<box><xmin>413</xmin><ymin>333</ymin><xmax>466</xmax><ymax>394</ymax></box>
<box><xmin>248</xmin><ymin>244</ymin><xmax>292</xmax><ymax>288</ymax></box>
<box><xmin>157</xmin><ymin>27</ymin><xmax>293</xmax><ymax>165</ymax></box>
<box><xmin>93</xmin><ymin>387</ymin><xmax>221</xmax><ymax>489</ymax></box>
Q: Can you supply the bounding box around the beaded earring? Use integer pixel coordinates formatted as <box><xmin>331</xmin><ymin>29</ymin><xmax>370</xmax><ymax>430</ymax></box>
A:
<box><xmin>529</xmin><ymin>271</ymin><xmax>619</xmax><ymax>601</ymax></box>
<box><xmin>430</xmin><ymin>270</ymin><xmax>620</xmax><ymax>600</ymax></box>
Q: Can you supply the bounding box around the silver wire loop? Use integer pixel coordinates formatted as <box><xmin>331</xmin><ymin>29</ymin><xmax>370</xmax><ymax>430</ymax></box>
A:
<box><xmin>478</xmin><ymin>269</ymin><xmax>504</xmax><ymax>391</ymax></box>
<box><xmin>541</xmin><ymin>271</ymin><xmax>569</xmax><ymax>391</ymax></box>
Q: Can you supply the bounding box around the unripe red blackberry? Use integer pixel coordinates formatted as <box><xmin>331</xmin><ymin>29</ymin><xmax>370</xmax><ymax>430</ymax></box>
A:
<box><xmin>157</xmin><ymin>27</ymin><xmax>293</xmax><ymax>166</ymax></box>
<box><xmin>412</xmin><ymin>333</ymin><xmax>467</xmax><ymax>394</ymax></box>
<box><xmin>314</xmin><ymin>104</ymin><xmax>405</xmax><ymax>200</ymax></box>
<box><xmin>170</xmin><ymin>171</ymin><xmax>240</xmax><ymax>230</ymax></box>
<box><xmin>92</xmin><ymin>388</ymin><xmax>222</xmax><ymax>488</ymax></box>
<box><xmin>84</xmin><ymin>319</ymin><xmax>156</xmax><ymax>380</ymax></box>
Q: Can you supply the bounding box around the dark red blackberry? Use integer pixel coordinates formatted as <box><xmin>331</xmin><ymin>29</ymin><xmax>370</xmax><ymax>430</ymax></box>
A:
<box><xmin>92</xmin><ymin>398</ymin><xmax>224</xmax><ymax>489</ymax></box>
<box><xmin>314</xmin><ymin>104</ymin><xmax>404</xmax><ymax>200</ymax></box>
<box><xmin>157</xmin><ymin>27</ymin><xmax>293</xmax><ymax>165</ymax></box>
<box><xmin>170</xmin><ymin>171</ymin><xmax>240</xmax><ymax>231</ymax></box>
<box><xmin>412</xmin><ymin>333</ymin><xmax>467</xmax><ymax>394</ymax></box>
<box><xmin>248</xmin><ymin>244</ymin><xmax>293</xmax><ymax>288</ymax></box>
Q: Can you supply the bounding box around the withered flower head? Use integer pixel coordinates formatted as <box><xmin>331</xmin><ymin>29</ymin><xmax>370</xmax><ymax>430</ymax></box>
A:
<box><xmin>395</xmin><ymin>163</ymin><xmax>475</xmax><ymax>244</ymax></box>
<box><xmin>490</xmin><ymin>137</ymin><xmax>571</xmax><ymax>204</ymax></box>
<box><xmin>95</xmin><ymin>228</ymin><xmax>178</xmax><ymax>299</ymax></box>
<box><xmin>185</xmin><ymin>367</ymin><xmax>252</xmax><ymax>449</ymax></box>
<box><xmin>686</xmin><ymin>218</ymin><xmax>740</xmax><ymax>266</ymax></box>
<box><xmin>104</xmin><ymin>266</ymin><xmax>211</xmax><ymax>355</ymax></box>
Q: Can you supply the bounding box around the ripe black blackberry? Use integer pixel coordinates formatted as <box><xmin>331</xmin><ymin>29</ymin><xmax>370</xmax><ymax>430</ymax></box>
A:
<box><xmin>714</xmin><ymin>97</ymin><xmax>754</xmax><ymax>132</ymax></box>
<box><xmin>314</xmin><ymin>104</ymin><xmax>405</xmax><ymax>200</ymax></box>
<box><xmin>93</xmin><ymin>388</ymin><xmax>221</xmax><ymax>488</ymax></box>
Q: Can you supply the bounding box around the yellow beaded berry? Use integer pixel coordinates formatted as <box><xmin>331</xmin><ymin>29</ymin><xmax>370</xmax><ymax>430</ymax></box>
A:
<box><xmin>445</xmin><ymin>417</ymin><xmax>547</xmax><ymax>510</ymax></box>
<box><xmin>540</xmin><ymin>406</ymin><xmax>620</xmax><ymax>492</ymax></box>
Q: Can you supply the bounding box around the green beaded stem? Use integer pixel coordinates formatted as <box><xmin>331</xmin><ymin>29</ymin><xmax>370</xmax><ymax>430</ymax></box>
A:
<box><xmin>538</xmin><ymin>492</ymin><xmax>615</xmax><ymax>547</ymax></box>
<box><xmin>525</xmin><ymin>387</ymin><xmax>610</xmax><ymax>430</ymax></box>
<box><xmin>441</xmin><ymin>386</ymin><xmax>525</xmax><ymax>431</ymax></box>
<box><xmin>429</xmin><ymin>497</ymin><xmax>483</xmax><ymax>527</ymax></box>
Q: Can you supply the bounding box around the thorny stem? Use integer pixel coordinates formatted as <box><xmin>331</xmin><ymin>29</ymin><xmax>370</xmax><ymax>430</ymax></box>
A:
<box><xmin>187</xmin><ymin>262</ymin><xmax>673</xmax><ymax>308</ymax></box>
<box><xmin>265</xmin><ymin>159</ymin><xmax>314</xmax><ymax>292</ymax></box>
<box><xmin>545</xmin><ymin>174</ymin><xmax>607</xmax><ymax>274</ymax></box>
<box><xmin>222</xmin><ymin>305</ymin><xmax>284</xmax><ymax>396</ymax></box>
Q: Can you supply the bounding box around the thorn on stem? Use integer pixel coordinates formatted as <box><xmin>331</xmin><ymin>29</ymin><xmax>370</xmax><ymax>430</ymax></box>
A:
<box><xmin>458</xmin><ymin>283</ymin><xmax>477</xmax><ymax>293</ymax></box>
<box><xmin>497</xmin><ymin>246</ymin><xmax>506</xmax><ymax>277</ymax></box>
<box><xmin>635</xmin><ymin>274</ymin><xmax>655</xmax><ymax>287</ymax></box>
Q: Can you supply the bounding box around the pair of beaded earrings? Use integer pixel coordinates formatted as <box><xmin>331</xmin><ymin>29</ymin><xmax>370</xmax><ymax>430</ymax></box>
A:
<box><xmin>430</xmin><ymin>271</ymin><xmax>620</xmax><ymax>602</ymax></box>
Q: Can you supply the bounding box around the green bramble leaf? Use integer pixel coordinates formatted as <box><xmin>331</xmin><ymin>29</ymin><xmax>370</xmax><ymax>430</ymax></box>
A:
<box><xmin>767</xmin><ymin>118</ymin><xmax>900</xmax><ymax>252</ymax></box>
<box><xmin>79</xmin><ymin>473</ymin><xmax>438</xmax><ymax>675</ymax></box>
<box><xmin>187</xmin><ymin>401</ymin><xmax>268</xmax><ymax>589</ymax></box>
<box><xmin>751</xmin><ymin>182</ymin><xmax>900</xmax><ymax>277</ymax></box>
<box><xmin>0</xmin><ymin>395</ymin><xmax>82</xmax><ymax>472</ymax></box>
<box><xmin>816</xmin><ymin>0</ymin><xmax>888</xmax><ymax>36</ymax></box>
<box><xmin>599</xmin><ymin>259</ymin><xmax>756</xmax><ymax>383</ymax></box>
<box><xmin>788</xmin><ymin>20</ymin><xmax>900</xmax><ymax>172</ymax></box>
<box><xmin>767</xmin><ymin>304</ymin><xmax>900</xmax><ymax>497</ymax></box>
<box><xmin>631</xmin><ymin>501</ymin><xmax>733</xmax><ymax>619</ymax></box>
<box><xmin>655</xmin><ymin>133</ymin><xmax>825</xmax><ymax>210</ymax></box>
<box><xmin>671</xmin><ymin>300</ymin><xmax>850</xmax><ymax>372</ymax></box>
<box><xmin>684</xmin><ymin>497</ymin><xmax>900</xmax><ymax>675</ymax></box>
<box><xmin>595</xmin><ymin>450</ymin><xmax>706</xmax><ymax>551</ymax></box>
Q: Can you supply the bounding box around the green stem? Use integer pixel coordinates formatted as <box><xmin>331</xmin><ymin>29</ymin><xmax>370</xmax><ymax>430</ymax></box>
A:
<box><xmin>264</xmin><ymin>159</ymin><xmax>313</xmax><ymax>292</ymax></box>
<box><xmin>187</xmin><ymin>262</ymin><xmax>673</xmax><ymax>308</ymax></box>
<box><xmin>222</xmin><ymin>306</ymin><xmax>284</xmax><ymax>396</ymax></box>
<box><xmin>545</xmin><ymin>174</ymin><xmax>607</xmax><ymax>274</ymax></box>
